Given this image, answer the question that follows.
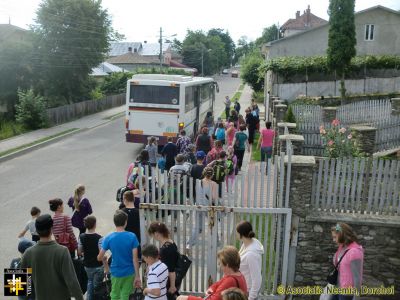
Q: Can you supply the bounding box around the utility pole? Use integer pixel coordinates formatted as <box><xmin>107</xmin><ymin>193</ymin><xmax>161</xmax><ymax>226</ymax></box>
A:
<box><xmin>159</xmin><ymin>27</ymin><xmax>163</xmax><ymax>71</ymax></box>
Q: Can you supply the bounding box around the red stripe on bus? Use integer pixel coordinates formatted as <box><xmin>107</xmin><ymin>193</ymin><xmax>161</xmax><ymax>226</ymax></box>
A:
<box><xmin>129</xmin><ymin>107</ymin><xmax>179</xmax><ymax>113</ymax></box>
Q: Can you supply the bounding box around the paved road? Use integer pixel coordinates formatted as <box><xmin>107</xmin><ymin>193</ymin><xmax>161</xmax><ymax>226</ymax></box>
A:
<box><xmin>0</xmin><ymin>75</ymin><xmax>240</xmax><ymax>289</ymax></box>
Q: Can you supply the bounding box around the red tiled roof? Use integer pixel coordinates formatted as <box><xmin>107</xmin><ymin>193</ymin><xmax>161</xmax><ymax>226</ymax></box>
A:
<box><xmin>281</xmin><ymin>9</ymin><xmax>327</xmax><ymax>31</ymax></box>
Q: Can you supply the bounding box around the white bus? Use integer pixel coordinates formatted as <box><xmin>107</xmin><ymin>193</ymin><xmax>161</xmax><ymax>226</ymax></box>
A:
<box><xmin>125</xmin><ymin>74</ymin><xmax>218</xmax><ymax>145</ymax></box>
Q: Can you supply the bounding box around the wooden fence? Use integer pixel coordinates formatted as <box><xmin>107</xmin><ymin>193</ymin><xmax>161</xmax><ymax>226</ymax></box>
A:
<box><xmin>292</xmin><ymin>105</ymin><xmax>322</xmax><ymax>123</ymax></box>
<box><xmin>46</xmin><ymin>93</ymin><xmax>125</xmax><ymax>125</ymax></box>
<box><xmin>311</xmin><ymin>157</ymin><xmax>400</xmax><ymax>215</ymax></box>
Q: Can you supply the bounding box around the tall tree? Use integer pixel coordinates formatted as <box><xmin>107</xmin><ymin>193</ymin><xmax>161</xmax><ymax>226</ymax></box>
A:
<box><xmin>255</xmin><ymin>24</ymin><xmax>281</xmax><ymax>46</ymax></box>
<box><xmin>327</xmin><ymin>0</ymin><xmax>356</xmax><ymax>100</ymax></box>
<box><xmin>207</xmin><ymin>28</ymin><xmax>235</xmax><ymax>67</ymax></box>
<box><xmin>240</xmin><ymin>49</ymin><xmax>264</xmax><ymax>92</ymax></box>
<box><xmin>32</xmin><ymin>0</ymin><xmax>115</xmax><ymax>105</ymax></box>
<box><xmin>181</xmin><ymin>30</ymin><xmax>226</xmax><ymax>76</ymax></box>
<box><xmin>0</xmin><ymin>35</ymin><xmax>35</xmax><ymax>117</ymax></box>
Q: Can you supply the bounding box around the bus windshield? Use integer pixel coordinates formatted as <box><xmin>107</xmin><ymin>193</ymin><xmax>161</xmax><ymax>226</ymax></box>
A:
<box><xmin>129</xmin><ymin>85</ymin><xmax>179</xmax><ymax>105</ymax></box>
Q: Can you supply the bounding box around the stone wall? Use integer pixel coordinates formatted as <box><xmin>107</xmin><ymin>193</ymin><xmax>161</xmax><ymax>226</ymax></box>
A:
<box><xmin>285</xmin><ymin>156</ymin><xmax>400</xmax><ymax>300</ymax></box>
<box><xmin>295</xmin><ymin>213</ymin><xmax>400</xmax><ymax>299</ymax></box>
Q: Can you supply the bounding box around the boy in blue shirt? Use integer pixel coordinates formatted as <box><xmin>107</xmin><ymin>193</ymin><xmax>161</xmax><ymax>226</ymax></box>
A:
<box><xmin>98</xmin><ymin>210</ymin><xmax>141</xmax><ymax>300</ymax></box>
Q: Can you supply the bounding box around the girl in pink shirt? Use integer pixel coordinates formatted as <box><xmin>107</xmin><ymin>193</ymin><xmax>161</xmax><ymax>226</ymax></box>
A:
<box><xmin>257</xmin><ymin>121</ymin><xmax>275</xmax><ymax>173</ymax></box>
<box><xmin>226</xmin><ymin>122</ymin><xmax>236</xmax><ymax>147</ymax></box>
<box><xmin>330</xmin><ymin>223</ymin><xmax>364</xmax><ymax>300</ymax></box>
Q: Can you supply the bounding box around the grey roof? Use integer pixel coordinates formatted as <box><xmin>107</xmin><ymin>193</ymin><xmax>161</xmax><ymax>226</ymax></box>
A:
<box><xmin>91</xmin><ymin>62</ymin><xmax>126</xmax><ymax>76</ymax></box>
<box><xmin>109</xmin><ymin>42</ymin><xmax>142</xmax><ymax>56</ymax></box>
<box><xmin>141</xmin><ymin>43</ymin><xmax>171</xmax><ymax>55</ymax></box>
<box><xmin>106</xmin><ymin>52</ymin><xmax>164</xmax><ymax>65</ymax></box>
<box><xmin>267</xmin><ymin>5</ymin><xmax>400</xmax><ymax>46</ymax></box>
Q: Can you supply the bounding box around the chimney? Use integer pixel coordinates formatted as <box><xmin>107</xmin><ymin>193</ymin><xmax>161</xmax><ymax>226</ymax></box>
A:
<box><xmin>128</xmin><ymin>47</ymin><xmax>132</xmax><ymax>52</ymax></box>
<box><xmin>306</xmin><ymin>5</ymin><xmax>311</xmax><ymax>27</ymax></box>
<box><xmin>144</xmin><ymin>40</ymin><xmax>147</xmax><ymax>44</ymax></box>
<box><xmin>296</xmin><ymin>11</ymin><xmax>300</xmax><ymax>19</ymax></box>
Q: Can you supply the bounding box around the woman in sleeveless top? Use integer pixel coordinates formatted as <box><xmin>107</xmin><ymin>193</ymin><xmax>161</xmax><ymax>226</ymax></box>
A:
<box><xmin>186</xmin><ymin>167</ymin><xmax>218</xmax><ymax>251</ymax></box>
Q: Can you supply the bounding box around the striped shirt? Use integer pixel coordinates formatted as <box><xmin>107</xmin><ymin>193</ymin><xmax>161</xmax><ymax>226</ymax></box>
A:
<box><xmin>52</xmin><ymin>213</ymin><xmax>78</xmax><ymax>250</ymax></box>
<box><xmin>145</xmin><ymin>261</ymin><xmax>169</xmax><ymax>300</ymax></box>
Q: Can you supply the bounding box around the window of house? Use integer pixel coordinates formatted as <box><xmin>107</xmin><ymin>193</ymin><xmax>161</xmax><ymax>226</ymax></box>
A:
<box><xmin>365</xmin><ymin>24</ymin><xmax>375</xmax><ymax>41</ymax></box>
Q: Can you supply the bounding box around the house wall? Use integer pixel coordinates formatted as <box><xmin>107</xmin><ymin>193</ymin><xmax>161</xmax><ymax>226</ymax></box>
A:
<box><xmin>268</xmin><ymin>8</ymin><xmax>400</xmax><ymax>59</ymax></box>
<box><xmin>273</xmin><ymin>77</ymin><xmax>400</xmax><ymax>100</ymax></box>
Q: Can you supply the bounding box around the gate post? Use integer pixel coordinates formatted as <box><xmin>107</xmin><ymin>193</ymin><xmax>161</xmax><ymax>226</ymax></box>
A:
<box><xmin>284</xmin><ymin>155</ymin><xmax>316</xmax><ymax>287</ymax></box>
<box><xmin>207</xmin><ymin>208</ymin><xmax>219</xmax><ymax>286</ymax></box>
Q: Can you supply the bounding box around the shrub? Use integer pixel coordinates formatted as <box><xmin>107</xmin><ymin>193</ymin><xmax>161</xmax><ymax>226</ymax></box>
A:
<box><xmin>15</xmin><ymin>89</ymin><xmax>48</xmax><ymax>130</ymax></box>
<box><xmin>320</xmin><ymin>119</ymin><xmax>361</xmax><ymax>158</ymax></box>
<box><xmin>284</xmin><ymin>106</ymin><xmax>296</xmax><ymax>123</ymax></box>
<box><xmin>252</xmin><ymin>90</ymin><xmax>264</xmax><ymax>103</ymax></box>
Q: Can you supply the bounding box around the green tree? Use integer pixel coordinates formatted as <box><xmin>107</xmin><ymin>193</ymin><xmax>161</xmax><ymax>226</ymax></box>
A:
<box><xmin>255</xmin><ymin>24</ymin><xmax>281</xmax><ymax>46</ymax></box>
<box><xmin>15</xmin><ymin>89</ymin><xmax>48</xmax><ymax>129</ymax></box>
<box><xmin>240</xmin><ymin>49</ymin><xmax>264</xmax><ymax>92</ymax></box>
<box><xmin>0</xmin><ymin>35</ymin><xmax>35</xmax><ymax>118</ymax></box>
<box><xmin>233</xmin><ymin>36</ymin><xmax>254</xmax><ymax>65</ymax></box>
<box><xmin>327</xmin><ymin>0</ymin><xmax>356</xmax><ymax>100</ymax></box>
<box><xmin>208</xmin><ymin>28</ymin><xmax>235</xmax><ymax>67</ymax></box>
<box><xmin>32</xmin><ymin>0</ymin><xmax>115</xmax><ymax>106</ymax></box>
<box><xmin>181</xmin><ymin>30</ymin><xmax>226</xmax><ymax>75</ymax></box>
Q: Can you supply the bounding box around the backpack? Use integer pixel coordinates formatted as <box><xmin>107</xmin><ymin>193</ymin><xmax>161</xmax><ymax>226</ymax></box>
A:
<box><xmin>212</xmin><ymin>160</ymin><xmax>226</xmax><ymax>183</ymax></box>
<box><xmin>216</xmin><ymin>128</ymin><xmax>225</xmax><ymax>141</ymax></box>
<box><xmin>128</xmin><ymin>163</ymin><xmax>145</xmax><ymax>186</ymax></box>
<box><xmin>226</xmin><ymin>158</ymin><xmax>234</xmax><ymax>176</ymax></box>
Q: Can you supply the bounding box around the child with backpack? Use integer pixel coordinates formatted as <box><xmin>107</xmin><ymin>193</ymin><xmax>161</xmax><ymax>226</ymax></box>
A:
<box><xmin>207</xmin><ymin>151</ymin><xmax>228</xmax><ymax>198</ymax></box>
<box><xmin>225</xmin><ymin>146</ymin><xmax>238</xmax><ymax>193</ymax></box>
<box><xmin>215</xmin><ymin>122</ymin><xmax>226</xmax><ymax>145</ymax></box>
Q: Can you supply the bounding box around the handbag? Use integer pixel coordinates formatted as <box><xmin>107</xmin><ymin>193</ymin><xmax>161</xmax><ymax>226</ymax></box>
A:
<box><xmin>55</xmin><ymin>216</ymin><xmax>70</xmax><ymax>245</ymax></box>
<box><xmin>94</xmin><ymin>273</ymin><xmax>111</xmax><ymax>300</ymax></box>
<box><xmin>175</xmin><ymin>253</ymin><xmax>192</xmax><ymax>289</ymax></box>
<box><xmin>327</xmin><ymin>249</ymin><xmax>349</xmax><ymax>285</ymax></box>
<box><xmin>129</xmin><ymin>288</ymin><xmax>144</xmax><ymax>300</ymax></box>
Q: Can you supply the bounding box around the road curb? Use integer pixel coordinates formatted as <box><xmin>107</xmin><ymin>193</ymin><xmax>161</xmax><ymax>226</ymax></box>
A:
<box><xmin>0</xmin><ymin>115</ymin><xmax>125</xmax><ymax>163</ymax></box>
<box><xmin>0</xmin><ymin>128</ymin><xmax>85</xmax><ymax>163</ymax></box>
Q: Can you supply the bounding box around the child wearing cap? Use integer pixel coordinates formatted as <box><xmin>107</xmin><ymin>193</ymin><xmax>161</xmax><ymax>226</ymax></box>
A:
<box><xmin>18</xmin><ymin>206</ymin><xmax>41</xmax><ymax>242</ymax></box>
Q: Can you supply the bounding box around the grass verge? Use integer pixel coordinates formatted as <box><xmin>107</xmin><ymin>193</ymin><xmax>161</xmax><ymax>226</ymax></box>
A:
<box><xmin>251</xmin><ymin>132</ymin><xmax>261</xmax><ymax>161</ymax></box>
<box><xmin>0</xmin><ymin>120</ymin><xmax>29</xmax><ymax>141</ymax></box>
<box><xmin>238</xmin><ymin>84</ymin><xmax>244</xmax><ymax>91</ymax></box>
<box><xmin>0</xmin><ymin>128</ymin><xmax>79</xmax><ymax>158</ymax></box>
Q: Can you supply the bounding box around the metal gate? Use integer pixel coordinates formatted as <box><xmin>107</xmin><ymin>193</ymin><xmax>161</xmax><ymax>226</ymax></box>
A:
<box><xmin>138</xmin><ymin>146</ymin><xmax>292</xmax><ymax>299</ymax></box>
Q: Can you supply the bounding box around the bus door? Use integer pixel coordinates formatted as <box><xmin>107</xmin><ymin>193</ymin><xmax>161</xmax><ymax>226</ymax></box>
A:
<box><xmin>194</xmin><ymin>86</ymin><xmax>201</xmax><ymax>136</ymax></box>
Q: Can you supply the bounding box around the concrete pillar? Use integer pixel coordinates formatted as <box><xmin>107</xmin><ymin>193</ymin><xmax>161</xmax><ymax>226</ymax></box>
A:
<box><xmin>350</xmin><ymin>125</ymin><xmax>377</xmax><ymax>156</ymax></box>
<box><xmin>275</xmin><ymin>104</ymin><xmax>287</xmax><ymax>123</ymax></box>
<box><xmin>272</xmin><ymin>100</ymin><xmax>284</xmax><ymax>114</ymax></box>
<box><xmin>279</xmin><ymin>134</ymin><xmax>305</xmax><ymax>155</ymax></box>
<box><xmin>277</xmin><ymin>122</ymin><xmax>297</xmax><ymax>136</ymax></box>
<box><xmin>322</xmin><ymin>107</ymin><xmax>338</xmax><ymax>123</ymax></box>
<box><xmin>391</xmin><ymin>98</ymin><xmax>400</xmax><ymax>115</ymax></box>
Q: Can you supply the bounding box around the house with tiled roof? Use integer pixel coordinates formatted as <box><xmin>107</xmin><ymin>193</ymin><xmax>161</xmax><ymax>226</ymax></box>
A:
<box><xmin>280</xmin><ymin>5</ymin><xmax>328</xmax><ymax>38</ymax></box>
<box><xmin>106</xmin><ymin>48</ymin><xmax>168</xmax><ymax>71</ymax></box>
<box><xmin>265</xmin><ymin>5</ymin><xmax>400</xmax><ymax>59</ymax></box>
<box><xmin>263</xmin><ymin>5</ymin><xmax>400</xmax><ymax>99</ymax></box>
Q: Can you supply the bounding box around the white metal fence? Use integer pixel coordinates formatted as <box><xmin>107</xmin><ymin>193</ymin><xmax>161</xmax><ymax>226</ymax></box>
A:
<box><xmin>136</xmin><ymin>145</ymin><xmax>293</xmax><ymax>299</ymax></box>
<box><xmin>337</xmin><ymin>100</ymin><xmax>392</xmax><ymax>124</ymax></box>
<box><xmin>311</xmin><ymin>157</ymin><xmax>400</xmax><ymax>215</ymax></box>
<box><xmin>292</xmin><ymin>100</ymin><xmax>400</xmax><ymax>155</ymax></box>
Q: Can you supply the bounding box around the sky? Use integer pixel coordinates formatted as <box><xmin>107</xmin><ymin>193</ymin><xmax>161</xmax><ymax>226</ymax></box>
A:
<box><xmin>1</xmin><ymin>0</ymin><xmax>399</xmax><ymax>44</ymax></box>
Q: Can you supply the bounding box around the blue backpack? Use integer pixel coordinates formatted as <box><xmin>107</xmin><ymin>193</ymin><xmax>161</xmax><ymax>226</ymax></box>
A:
<box><xmin>216</xmin><ymin>128</ymin><xmax>225</xmax><ymax>141</ymax></box>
